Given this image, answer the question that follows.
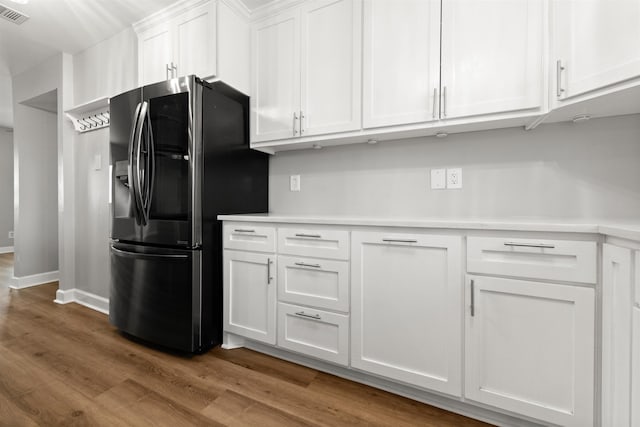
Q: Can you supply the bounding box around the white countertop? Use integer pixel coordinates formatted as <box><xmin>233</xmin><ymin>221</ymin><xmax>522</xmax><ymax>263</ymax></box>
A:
<box><xmin>218</xmin><ymin>214</ymin><xmax>640</xmax><ymax>241</ymax></box>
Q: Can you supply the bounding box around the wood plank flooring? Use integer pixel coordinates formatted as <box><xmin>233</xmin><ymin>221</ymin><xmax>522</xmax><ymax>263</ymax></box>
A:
<box><xmin>0</xmin><ymin>253</ymin><xmax>491</xmax><ymax>426</ymax></box>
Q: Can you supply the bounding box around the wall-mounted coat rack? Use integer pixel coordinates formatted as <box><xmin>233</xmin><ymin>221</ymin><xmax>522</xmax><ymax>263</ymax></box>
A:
<box><xmin>65</xmin><ymin>97</ymin><xmax>110</xmax><ymax>133</ymax></box>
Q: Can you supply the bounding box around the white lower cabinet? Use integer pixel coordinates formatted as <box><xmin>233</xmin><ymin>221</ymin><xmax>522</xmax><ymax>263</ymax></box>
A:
<box><xmin>350</xmin><ymin>231</ymin><xmax>462</xmax><ymax>396</ymax></box>
<box><xmin>465</xmin><ymin>275</ymin><xmax>594</xmax><ymax>427</ymax></box>
<box><xmin>277</xmin><ymin>302</ymin><xmax>349</xmax><ymax>366</ymax></box>
<box><xmin>223</xmin><ymin>250</ymin><xmax>276</xmax><ymax>344</ymax></box>
<box><xmin>632</xmin><ymin>306</ymin><xmax>640</xmax><ymax>427</ymax></box>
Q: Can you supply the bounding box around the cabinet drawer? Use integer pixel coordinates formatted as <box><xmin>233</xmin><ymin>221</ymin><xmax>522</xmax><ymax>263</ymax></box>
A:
<box><xmin>277</xmin><ymin>302</ymin><xmax>349</xmax><ymax>366</ymax></box>
<box><xmin>467</xmin><ymin>236</ymin><xmax>597</xmax><ymax>284</ymax></box>
<box><xmin>277</xmin><ymin>227</ymin><xmax>349</xmax><ymax>260</ymax></box>
<box><xmin>223</xmin><ymin>223</ymin><xmax>275</xmax><ymax>253</ymax></box>
<box><xmin>278</xmin><ymin>255</ymin><xmax>349</xmax><ymax>312</ymax></box>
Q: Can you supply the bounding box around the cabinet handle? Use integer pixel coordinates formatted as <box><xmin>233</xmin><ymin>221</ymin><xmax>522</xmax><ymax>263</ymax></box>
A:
<box><xmin>294</xmin><ymin>262</ymin><xmax>321</xmax><ymax>269</ymax></box>
<box><xmin>504</xmin><ymin>242</ymin><xmax>556</xmax><ymax>249</ymax></box>
<box><xmin>556</xmin><ymin>60</ymin><xmax>565</xmax><ymax>98</ymax></box>
<box><xmin>293</xmin><ymin>112</ymin><xmax>298</xmax><ymax>136</ymax></box>
<box><xmin>172</xmin><ymin>62</ymin><xmax>178</xmax><ymax>78</ymax></box>
<box><xmin>166</xmin><ymin>63</ymin><xmax>171</xmax><ymax>80</ymax></box>
<box><xmin>294</xmin><ymin>311</ymin><xmax>321</xmax><ymax>320</ymax></box>
<box><xmin>233</xmin><ymin>229</ymin><xmax>255</xmax><ymax>233</ymax></box>
<box><xmin>470</xmin><ymin>279</ymin><xmax>475</xmax><ymax>317</ymax></box>
<box><xmin>295</xmin><ymin>233</ymin><xmax>321</xmax><ymax>238</ymax></box>
<box><xmin>267</xmin><ymin>258</ymin><xmax>273</xmax><ymax>284</ymax></box>
<box><xmin>300</xmin><ymin>111</ymin><xmax>305</xmax><ymax>135</ymax></box>
<box><xmin>382</xmin><ymin>238</ymin><xmax>418</xmax><ymax>244</ymax></box>
<box><xmin>432</xmin><ymin>87</ymin><xmax>438</xmax><ymax>119</ymax></box>
<box><xmin>442</xmin><ymin>86</ymin><xmax>447</xmax><ymax>117</ymax></box>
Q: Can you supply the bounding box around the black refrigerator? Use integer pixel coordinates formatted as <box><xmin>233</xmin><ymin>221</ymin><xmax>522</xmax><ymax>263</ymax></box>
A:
<box><xmin>109</xmin><ymin>76</ymin><xmax>268</xmax><ymax>353</ymax></box>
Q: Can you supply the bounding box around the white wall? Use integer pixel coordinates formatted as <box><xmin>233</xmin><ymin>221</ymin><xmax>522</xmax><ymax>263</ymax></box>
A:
<box><xmin>0</xmin><ymin>74</ymin><xmax>12</xmax><ymax>128</ymax></box>
<box><xmin>0</xmin><ymin>129</ymin><xmax>13</xmax><ymax>249</ymax></box>
<box><xmin>269</xmin><ymin>114</ymin><xmax>640</xmax><ymax>222</ymax></box>
<box><xmin>12</xmin><ymin>53</ymin><xmax>75</xmax><ymax>285</ymax></box>
<box><xmin>71</xmin><ymin>28</ymin><xmax>138</xmax><ymax>297</ymax></box>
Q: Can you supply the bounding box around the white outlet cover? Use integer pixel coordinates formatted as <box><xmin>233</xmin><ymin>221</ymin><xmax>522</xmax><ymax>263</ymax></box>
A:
<box><xmin>447</xmin><ymin>168</ymin><xmax>462</xmax><ymax>189</ymax></box>
<box><xmin>290</xmin><ymin>175</ymin><xmax>301</xmax><ymax>192</ymax></box>
<box><xmin>431</xmin><ymin>169</ymin><xmax>446</xmax><ymax>189</ymax></box>
<box><xmin>8</xmin><ymin>231</ymin><xmax>14</xmax><ymax>239</ymax></box>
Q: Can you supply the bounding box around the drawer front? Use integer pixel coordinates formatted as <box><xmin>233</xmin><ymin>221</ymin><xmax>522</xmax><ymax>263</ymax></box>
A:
<box><xmin>277</xmin><ymin>302</ymin><xmax>349</xmax><ymax>366</ymax></box>
<box><xmin>467</xmin><ymin>236</ymin><xmax>597</xmax><ymax>284</ymax></box>
<box><xmin>277</xmin><ymin>227</ymin><xmax>349</xmax><ymax>260</ymax></box>
<box><xmin>278</xmin><ymin>255</ymin><xmax>349</xmax><ymax>312</ymax></box>
<box><xmin>223</xmin><ymin>223</ymin><xmax>276</xmax><ymax>253</ymax></box>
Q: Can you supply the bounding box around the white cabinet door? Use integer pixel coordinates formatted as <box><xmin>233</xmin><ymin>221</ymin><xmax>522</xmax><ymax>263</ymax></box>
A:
<box><xmin>223</xmin><ymin>250</ymin><xmax>276</xmax><ymax>344</ymax></box>
<box><xmin>299</xmin><ymin>0</ymin><xmax>362</xmax><ymax>136</ymax></box>
<box><xmin>138</xmin><ymin>23</ymin><xmax>174</xmax><ymax>86</ymax></box>
<box><xmin>251</xmin><ymin>10</ymin><xmax>301</xmax><ymax>142</ymax></box>
<box><xmin>362</xmin><ymin>0</ymin><xmax>441</xmax><ymax>128</ymax></box>
<box><xmin>602</xmin><ymin>244</ymin><xmax>634</xmax><ymax>427</ymax></box>
<box><xmin>351</xmin><ymin>231</ymin><xmax>462</xmax><ymax>396</ymax></box>
<box><xmin>175</xmin><ymin>2</ymin><xmax>217</xmax><ymax>80</ymax></box>
<box><xmin>554</xmin><ymin>0</ymin><xmax>640</xmax><ymax>100</ymax></box>
<box><xmin>465</xmin><ymin>275</ymin><xmax>594</xmax><ymax>427</ymax></box>
<box><xmin>440</xmin><ymin>0</ymin><xmax>543</xmax><ymax>119</ymax></box>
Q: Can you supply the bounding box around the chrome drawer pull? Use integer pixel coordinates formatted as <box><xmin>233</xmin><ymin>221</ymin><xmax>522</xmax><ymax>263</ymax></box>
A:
<box><xmin>382</xmin><ymin>239</ymin><xmax>418</xmax><ymax>244</ymax></box>
<box><xmin>470</xmin><ymin>279</ymin><xmax>475</xmax><ymax>317</ymax></box>
<box><xmin>294</xmin><ymin>262</ymin><xmax>321</xmax><ymax>269</ymax></box>
<box><xmin>234</xmin><ymin>229</ymin><xmax>255</xmax><ymax>233</ymax></box>
<box><xmin>295</xmin><ymin>233</ymin><xmax>321</xmax><ymax>238</ymax></box>
<box><xmin>504</xmin><ymin>242</ymin><xmax>555</xmax><ymax>249</ymax></box>
<box><xmin>294</xmin><ymin>311</ymin><xmax>321</xmax><ymax>320</ymax></box>
<box><xmin>267</xmin><ymin>258</ymin><xmax>273</xmax><ymax>284</ymax></box>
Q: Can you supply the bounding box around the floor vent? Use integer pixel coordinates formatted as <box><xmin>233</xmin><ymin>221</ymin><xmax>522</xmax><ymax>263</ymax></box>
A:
<box><xmin>0</xmin><ymin>3</ymin><xmax>29</xmax><ymax>25</ymax></box>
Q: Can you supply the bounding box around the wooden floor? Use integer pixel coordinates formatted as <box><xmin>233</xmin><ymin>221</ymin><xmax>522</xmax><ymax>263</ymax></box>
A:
<box><xmin>0</xmin><ymin>253</ymin><xmax>491</xmax><ymax>426</ymax></box>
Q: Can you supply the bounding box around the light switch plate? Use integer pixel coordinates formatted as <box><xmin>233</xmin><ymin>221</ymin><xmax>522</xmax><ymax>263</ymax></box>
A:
<box><xmin>431</xmin><ymin>169</ymin><xmax>446</xmax><ymax>190</ymax></box>
<box><xmin>8</xmin><ymin>231</ymin><xmax>14</xmax><ymax>239</ymax></box>
<box><xmin>290</xmin><ymin>175</ymin><xmax>301</xmax><ymax>192</ymax></box>
<box><xmin>447</xmin><ymin>168</ymin><xmax>462</xmax><ymax>189</ymax></box>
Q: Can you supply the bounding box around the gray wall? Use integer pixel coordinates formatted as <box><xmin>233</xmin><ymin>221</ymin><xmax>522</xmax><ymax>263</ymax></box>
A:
<box><xmin>0</xmin><ymin>129</ymin><xmax>13</xmax><ymax>248</ymax></box>
<box><xmin>270</xmin><ymin>114</ymin><xmax>640</xmax><ymax>222</ymax></box>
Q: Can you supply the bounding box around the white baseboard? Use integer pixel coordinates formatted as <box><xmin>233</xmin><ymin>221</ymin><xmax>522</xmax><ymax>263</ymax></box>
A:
<box><xmin>0</xmin><ymin>246</ymin><xmax>13</xmax><ymax>254</ymax></box>
<box><xmin>54</xmin><ymin>288</ymin><xmax>109</xmax><ymax>315</ymax></box>
<box><xmin>10</xmin><ymin>270</ymin><xmax>59</xmax><ymax>289</ymax></box>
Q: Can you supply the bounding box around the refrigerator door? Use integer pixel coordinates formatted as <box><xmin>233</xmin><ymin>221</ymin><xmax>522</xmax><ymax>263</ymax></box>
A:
<box><xmin>110</xmin><ymin>87</ymin><xmax>143</xmax><ymax>242</ymax></box>
<box><xmin>109</xmin><ymin>242</ymin><xmax>210</xmax><ymax>352</ymax></box>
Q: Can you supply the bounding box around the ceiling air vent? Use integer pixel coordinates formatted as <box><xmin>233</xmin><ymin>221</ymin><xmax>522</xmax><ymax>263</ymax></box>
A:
<box><xmin>0</xmin><ymin>3</ymin><xmax>29</xmax><ymax>25</ymax></box>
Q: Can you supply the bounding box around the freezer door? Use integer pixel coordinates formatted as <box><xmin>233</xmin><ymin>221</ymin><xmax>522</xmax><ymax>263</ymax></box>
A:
<box><xmin>109</xmin><ymin>242</ymin><xmax>209</xmax><ymax>352</ymax></box>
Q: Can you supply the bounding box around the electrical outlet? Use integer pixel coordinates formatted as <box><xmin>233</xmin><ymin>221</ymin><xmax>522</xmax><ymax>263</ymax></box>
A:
<box><xmin>431</xmin><ymin>169</ymin><xmax>446</xmax><ymax>189</ymax></box>
<box><xmin>290</xmin><ymin>175</ymin><xmax>301</xmax><ymax>192</ymax></box>
<box><xmin>8</xmin><ymin>231</ymin><xmax>14</xmax><ymax>239</ymax></box>
<box><xmin>447</xmin><ymin>168</ymin><xmax>462</xmax><ymax>189</ymax></box>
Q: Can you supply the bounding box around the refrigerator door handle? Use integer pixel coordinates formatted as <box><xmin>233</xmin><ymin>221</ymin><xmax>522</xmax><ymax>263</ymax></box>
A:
<box><xmin>111</xmin><ymin>246</ymin><xmax>189</xmax><ymax>260</ymax></box>
<box><xmin>135</xmin><ymin>101</ymin><xmax>149</xmax><ymax>225</ymax></box>
<box><xmin>144</xmin><ymin>105</ymin><xmax>155</xmax><ymax>225</ymax></box>
<box><xmin>128</xmin><ymin>102</ymin><xmax>143</xmax><ymax>225</ymax></box>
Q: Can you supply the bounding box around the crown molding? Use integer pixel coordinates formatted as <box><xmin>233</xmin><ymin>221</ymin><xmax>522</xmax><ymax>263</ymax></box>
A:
<box><xmin>133</xmin><ymin>0</ymin><xmax>212</xmax><ymax>33</ymax></box>
<box><xmin>220</xmin><ymin>0</ymin><xmax>251</xmax><ymax>19</ymax></box>
<box><xmin>250</xmin><ymin>0</ymin><xmax>305</xmax><ymax>22</ymax></box>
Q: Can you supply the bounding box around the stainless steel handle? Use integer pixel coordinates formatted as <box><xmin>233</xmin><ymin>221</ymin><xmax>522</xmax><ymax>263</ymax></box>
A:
<box><xmin>432</xmin><ymin>87</ymin><xmax>438</xmax><ymax>119</ymax></box>
<box><xmin>166</xmin><ymin>63</ymin><xmax>171</xmax><ymax>80</ymax></box>
<box><xmin>172</xmin><ymin>62</ymin><xmax>178</xmax><ymax>78</ymax></box>
<box><xmin>294</xmin><ymin>311</ymin><xmax>321</xmax><ymax>320</ymax></box>
<box><xmin>128</xmin><ymin>103</ymin><xmax>143</xmax><ymax>224</ymax></box>
<box><xmin>556</xmin><ymin>60</ymin><xmax>565</xmax><ymax>98</ymax></box>
<box><xmin>382</xmin><ymin>239</ymin><xmax>418</xmax><ymax>244</ymax></box>
<box><xmin>300</xmin><ymin>111</ymin><xmax>305</xmax><ymax>135</ymax></box>
<box><xmin>267</xmin><ymin>258</ymin><xmax>273</xmax><ymax>284</ymax></box>
<box><xmin>294</xmin><ymin>262</ymin><xmax>321</xmax><ymax>269</ymax></box>
<box><xmin>135</xmin><ymin>101</ymin><xmax>149</xmax><ymax>225</ymax></box>
<box><xmin>293</xmin><ymin>112</ymin><xmax>298</xmax><ymax>136</ymax></box>
<box><xmin>111</xmin><ymin>246</ymin><xmax>188</xmax><ymax>259</ymax></box>
<box><xmin>142</xmin><ymin>102</ymin><xmax>155</xmax><ymax>225</ymax></box>
<box><xmin>504</xmin><ymin>242</ymin><xmax>556</xmax><ymax>249</ymax></box>
<box><xmin>295</xmin><ymin>233</ymin><xmax>321</xmax><ymax>238</ymax></box>
<box><xmin>442</xmin><ymin>86</ymin><xmax>447</xmax><ymax>117</ymax></box>
<box><xmin>470</xmin><ymin>279</ymin><xmax>475</xmax><ymax>317</ymax></box>
<box><xmin>234</xmin><ymin>229</ymin><xmax>255</xmax><ymax>233</ymax></box>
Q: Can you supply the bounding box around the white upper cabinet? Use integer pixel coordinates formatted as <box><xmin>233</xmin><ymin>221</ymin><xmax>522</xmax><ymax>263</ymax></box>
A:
<box><xmin>251</xmin><ymin>10</ymin><xmax>301</xmax><ymax>142</ymax></box>
<box><xmin>251</xmin><ymin>0</ymin><xmax>362</xmax><ymax>143</ymax></box>
<box><xmin>554</xmin><ymin>0</ymin><xmax>640</xmax><ymax>101</ymax></box>
<box><xmin>440</xmin><ymin>0</ymin><xmax>544</xmax><ymax>119</ymax></box>
<box><xmin>136</xmin><ymin>1</ymin><xmax>217</xmax><ymax>86</ymax></box>
<box><xmin>362</xmin><ymin>0</ymin><xmax>441</xmax><ymax>128</ymax></box>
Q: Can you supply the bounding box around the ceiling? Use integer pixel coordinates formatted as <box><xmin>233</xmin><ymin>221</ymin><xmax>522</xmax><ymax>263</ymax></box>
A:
<box><xmin>0</xmin><ymin>0</ymin><xmax>274</xmax><ymax>77</ymax></box>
